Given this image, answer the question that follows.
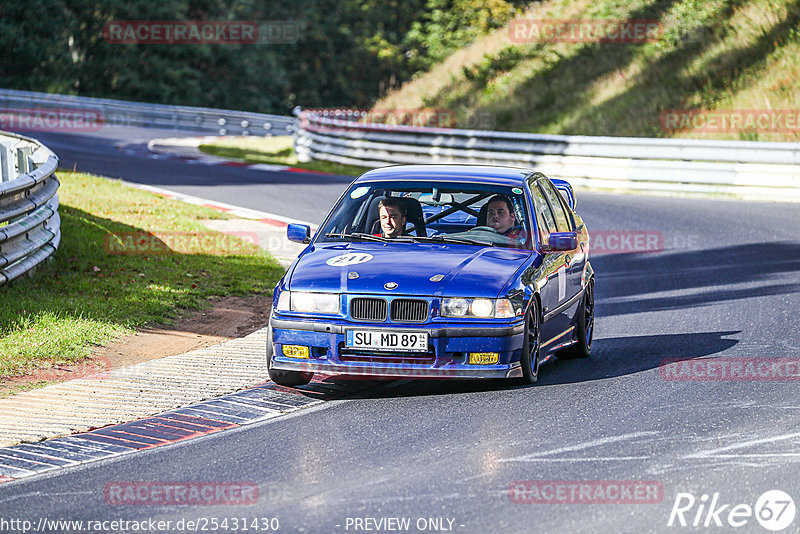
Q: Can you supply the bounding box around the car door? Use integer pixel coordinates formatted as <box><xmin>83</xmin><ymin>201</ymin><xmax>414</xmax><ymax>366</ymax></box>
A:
<box><xmin>538</xmin><ymin>178</ymin><xmax>583</xmax><ymax>337</ymax></box>
<box><xmin>540</xmin><ymin>178</ymin><xmax>584</xmax><ymax>299</ymax></box>
<box><xmin>528</xmin><ymin>179</ymin><xmax>569</xmax><ymax>343</ymax></box>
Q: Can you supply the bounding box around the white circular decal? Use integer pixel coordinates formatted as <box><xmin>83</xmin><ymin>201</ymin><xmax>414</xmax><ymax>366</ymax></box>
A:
<box><xmin>350</xmin><ymin>186</ymin><xmax>371</xmax><ymax>199</ymax></box>
<box><xmin>326</xmin><ymin>253</ymin><xmax>374</xmax><ymax>266</ymax></box>
<box><xmin>755</xmin><ymin>490</ymin><xmax>796</xmax><ymax>531</ymax></box>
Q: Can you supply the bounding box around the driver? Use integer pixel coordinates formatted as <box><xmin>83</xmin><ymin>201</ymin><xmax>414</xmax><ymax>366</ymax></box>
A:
<box><xmin>486</xmin><ymin>195</ymin><xmax>523</xmax><ymax>239</ymax></box>
<box><xmin>377</xmin><ymin>197</ymin><xmax>407</xmax><ymax>238</ymax></box>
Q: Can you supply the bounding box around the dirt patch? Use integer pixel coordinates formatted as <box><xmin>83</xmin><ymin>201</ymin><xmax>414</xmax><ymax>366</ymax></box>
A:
<box><xmin>0</xmin><ymin>293</ymin><xmax>272</xmax><ymax>397</ymax></box>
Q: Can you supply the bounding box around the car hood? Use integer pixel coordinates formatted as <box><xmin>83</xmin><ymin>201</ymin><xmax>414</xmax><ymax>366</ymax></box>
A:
<box><xmin>287</xmin><ymin>242</ymin><xmax>531</xmax><ymax>298</ymax></box>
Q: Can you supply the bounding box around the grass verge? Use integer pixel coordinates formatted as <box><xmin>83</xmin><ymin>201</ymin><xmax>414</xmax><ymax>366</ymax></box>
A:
<box><xmin>0</xmin><ymin>171</ymin><xmax>285</xmax><ymax>380</ymax></box>
<box><xmin>376</xmin><ymin>0</ymin><xmax>800</xmax><ymax>142</ymax></box>
<box><xmin>198</xmin><ymin>136</ymin><xmax>372</xmax><ymax>176</ymax></box>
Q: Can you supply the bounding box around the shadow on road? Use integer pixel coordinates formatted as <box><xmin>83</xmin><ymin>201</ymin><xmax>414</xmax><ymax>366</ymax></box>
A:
<box><xmin>592</xmin><ymin>242</ymin><xmax>800</xmax><ymax>317</ymax></box>
<box><xmin>307</xmin><ymin>331</ymin><xmax>741</xmax><ymax>399</ymax></box>
<box><xmin>540</xmin><ymin>330</ymin><xmax>740</xmax><ymax>386</ymax></box>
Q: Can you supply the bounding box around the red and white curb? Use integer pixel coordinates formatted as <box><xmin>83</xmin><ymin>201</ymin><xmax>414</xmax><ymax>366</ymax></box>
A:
<box><xmin>127</xmin><ymin>182</ymin><xmax>317</xmax><ymax>230</ymax></box>
<box><xmin>0</xmin><ymin>175</ymin><xmax>329</xmax><ymax>484</ymax></box>
<box><xmin>0</xmin><ymin>376</ymin><xmax>379</xmax><ymax>484</ymax></box>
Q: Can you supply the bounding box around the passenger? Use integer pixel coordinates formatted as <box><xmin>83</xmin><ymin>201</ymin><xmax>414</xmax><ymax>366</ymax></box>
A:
<box><xmin>486</xmin><ymin>195</ymin><xmax>523</xmax><ymax>239</ymax></box>
<box><xmin>378</xmin><ymin>197</ymin><xmax>407</xmax><ymax>238</ymax></box>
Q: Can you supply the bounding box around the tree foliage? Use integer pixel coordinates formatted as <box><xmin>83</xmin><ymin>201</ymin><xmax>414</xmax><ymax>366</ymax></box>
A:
<box><xmin>0</xmin><ymin>0</ymin><xmax>522</xmax><ymax>112</ymax></box>
<box><xmin>404</xmin><ymin>0</ymin><xmax>519</xmax><ymax>72</ymax></box>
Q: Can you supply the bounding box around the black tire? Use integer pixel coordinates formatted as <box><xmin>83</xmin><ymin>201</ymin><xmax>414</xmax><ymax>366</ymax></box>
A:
<box><xmin>520</xmin><ymin>299</ymin><xmax>541</xmax><ymax>384</ymax></box>
<box><xmin>266</xmin><ymin>322</ymin><xmax>313</xmax><ymax>387</ymax></box>
<box><xmin>559</xmin><ymin>279</ymin><xmax>594</xmax><ymax>359</ymax></box>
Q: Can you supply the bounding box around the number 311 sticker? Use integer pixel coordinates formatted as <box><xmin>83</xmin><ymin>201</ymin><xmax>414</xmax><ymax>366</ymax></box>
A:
<box><xmin>326</xmin><ymin>253</ymin><xmax>374</xmax><ymax>266</ymax></box>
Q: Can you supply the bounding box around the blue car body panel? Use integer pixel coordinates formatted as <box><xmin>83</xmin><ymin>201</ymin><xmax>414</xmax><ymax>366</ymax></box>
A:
<box><xmin>287</xmin><ymin>243</ymin><xmax>529</xmax><ymax>297</ymax></box>
<box><xmin>269</xmin><ymin>165</ymin><xmax>593</xmax><ymax>380</ymax></box>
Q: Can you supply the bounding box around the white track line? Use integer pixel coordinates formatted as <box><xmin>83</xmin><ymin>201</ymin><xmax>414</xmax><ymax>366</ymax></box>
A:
<box><xmin>498</xmin><ymin>431</ymin><xmax>659</xmax><ymax>462</ymax></box>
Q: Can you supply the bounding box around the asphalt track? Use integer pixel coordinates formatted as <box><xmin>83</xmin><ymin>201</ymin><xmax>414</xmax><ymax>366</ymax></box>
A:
<box><xmin>29</xmin><ymin>126</ymin><xmax>352</xmax><ymax>225</ymax></box>
<box><xmin>1</xmin><ymin>126</ymin><xmax>800</xmax><ymax>533</ymax></box>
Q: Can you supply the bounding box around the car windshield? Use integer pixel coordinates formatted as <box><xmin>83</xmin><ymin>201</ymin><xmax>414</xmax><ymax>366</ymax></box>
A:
<box><xmin>317</xmin><ymin>180</ymin><xmax>532</xmax><ymax>249</ymax></box>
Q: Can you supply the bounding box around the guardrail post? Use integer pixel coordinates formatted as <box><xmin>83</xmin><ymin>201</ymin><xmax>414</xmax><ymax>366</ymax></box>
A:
<box><xmin>0</xmin><ymin>141</ymin><xmax>11</xmax><ymax>182</ymax></box>
<box><xmin>292</xmin><ymin>107</ymin><xmax>312</xmax><ymax>162</ymax></box>
<box><xmin>16</xmin><ymin>145</ymin><xmax>33</xmax><ymax>175</ymax></box>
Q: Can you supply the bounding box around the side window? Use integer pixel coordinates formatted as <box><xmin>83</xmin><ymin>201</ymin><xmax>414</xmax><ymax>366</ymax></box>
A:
<box><xmin>530</xmin><ymin>183</ymin><xmax>556</xmax><ymax>244</ymax></box>
<box><xmin>555</xmin><ymin>188</ymin><xmax>577</xmax><ymax>228</ymax></box>
<box><xmin>538</xmin><ymin>180</ymin><xmax>572</xmax><ymax>232</ymax></box>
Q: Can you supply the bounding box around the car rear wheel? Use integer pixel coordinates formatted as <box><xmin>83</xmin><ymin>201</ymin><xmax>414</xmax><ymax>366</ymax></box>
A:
<box><xmin>558</xmin><ymin>279</ymin><xmax>594</xmax><ymax>359</ymax></box>
<box><xmin>266</xmin><ymin>322</ymin><xmax>313</xmax><ymax>387</ymax></box>
<box><xmin>520</xmin><ymin>300</ymin><xmax>541</xmax><ymax>384</ymax></box>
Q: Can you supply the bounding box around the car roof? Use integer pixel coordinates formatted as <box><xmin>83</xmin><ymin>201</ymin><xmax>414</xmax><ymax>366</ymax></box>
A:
<box><xmin>354</xmin><ymin>164</ymin><xmax>537</xmax><ymax>187</ymax></box>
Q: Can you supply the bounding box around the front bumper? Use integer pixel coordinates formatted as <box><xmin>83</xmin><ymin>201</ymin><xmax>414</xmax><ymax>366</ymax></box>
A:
<box><xmin>269</xmin><ymin>316</ymin><xmax>525</xmax><ymax>379</ymax></box>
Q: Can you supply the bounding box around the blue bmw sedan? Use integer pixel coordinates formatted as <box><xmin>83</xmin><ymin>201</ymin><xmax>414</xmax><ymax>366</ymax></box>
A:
<box><xmin>267</xmin><ymin>165</ymin><xmax>594</xmax><ymax>386</ymax></box>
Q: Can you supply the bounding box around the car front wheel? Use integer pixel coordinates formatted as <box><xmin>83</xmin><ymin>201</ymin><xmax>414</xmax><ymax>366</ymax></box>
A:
<box><xmin>266</xmin><ymin>322</ymin><xmax>313</xmax><ymax>387</ymax></box>
<box><xmin>520</xmin><ymin>299</ymin><xmax>541</xmax><ymax>384</ymax></box>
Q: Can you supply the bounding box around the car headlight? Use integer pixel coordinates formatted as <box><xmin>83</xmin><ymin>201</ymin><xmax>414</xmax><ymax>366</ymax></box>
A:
<box><xmin>441</xmin><ymin>298</ymin><xmax>515</xmax><ymax>319</ymax></box>
<box><xmin>279</xmin><ymin>291</ymin><xmax>340</xmax><ymax>314</ymax></box>
<box><xmin>470</xmin><ymin>299</ymin><xmax>494</xmax><ymax>317</ymax></box>
<box><xmin>276</xmin><ymin>290</ymin><xmax>290</xmax><ymax>311</ymax></box>
<box><xmin>441</xmin><ymin>297</ymin><xmax>469</xmax><ymax>317</ymax></box>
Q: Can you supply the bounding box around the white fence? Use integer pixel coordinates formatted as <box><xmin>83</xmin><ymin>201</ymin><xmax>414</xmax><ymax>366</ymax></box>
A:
<box><xmin>0</xmin><ymin>89</ymin><xmax>294</xmax><ymax>136</ymax></box>
<box><xmin>294</xmin><ymin>108</ymin><xmax>800</xmax><ymax>201</ymax></box>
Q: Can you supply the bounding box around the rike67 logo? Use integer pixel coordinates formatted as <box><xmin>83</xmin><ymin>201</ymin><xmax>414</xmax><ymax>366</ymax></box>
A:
<box><xmin>668</xmin><ymin>490</ymin><xmax>796</xmax><ymax>531</ymax></box>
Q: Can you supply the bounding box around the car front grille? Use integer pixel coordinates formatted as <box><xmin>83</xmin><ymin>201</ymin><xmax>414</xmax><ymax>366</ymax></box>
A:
<box><xmin>338</xmin><ymin>346</ymin><xmax>436</xmax><ymax>365</ymax></box>
<box><xmin>390</xmin><ymin>299</ymin><xmax>428</xmax><ymax>323</ymax></box>
<box><xmin>350</xmin><ymin>298</ymin><xmax>388</xmax><ymax>321</ymax></box>
<box><xmin>350</xmin><ymin>297</ymin><xmax>429</xmax><ymax>323</ymax></box>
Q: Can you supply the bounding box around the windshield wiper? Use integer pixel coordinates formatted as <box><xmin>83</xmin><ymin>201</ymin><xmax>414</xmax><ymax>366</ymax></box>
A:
<box><xmin>325</xmin><ymin>232</ymin><xmax>390</xmax><ymax>243</ymax></box>
<box><xmin>325</xmin><ymin>232</ymin><xmax>495</xmax><ymax>247</ymax></box>
<box><xmin>412</xmin><ymin>235</ymin><xmax>495</xmax><ymax>247</ymax></box>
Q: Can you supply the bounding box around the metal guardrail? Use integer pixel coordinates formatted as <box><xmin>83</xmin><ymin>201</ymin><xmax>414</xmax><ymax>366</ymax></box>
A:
<box><xmin>0</xmin><ymin>131</ymin><xmax>60</xmax><ymax>286</ymax></box>
<box><xmin>0</xmin><ymin>88</ymin><xmax>294</xmax><ymax>136</ymax></box>
<box><xmin>294</xmin><ymin>108</ymin><xmax>800</xmax><ymax>201</ymax></box>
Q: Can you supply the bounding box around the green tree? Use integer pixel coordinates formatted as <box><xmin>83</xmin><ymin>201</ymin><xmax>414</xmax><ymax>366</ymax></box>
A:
<box><xmin>0</xmin><ymin>0</ymin><xmax>523</xmax><ymax>112</ymax></box>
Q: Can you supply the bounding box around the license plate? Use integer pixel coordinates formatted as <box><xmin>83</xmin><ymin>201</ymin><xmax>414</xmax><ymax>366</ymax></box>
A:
<box><xmin>346</xmin><ymin>330</ymin><xmax>428</xmax><ymax>352</ymax></box>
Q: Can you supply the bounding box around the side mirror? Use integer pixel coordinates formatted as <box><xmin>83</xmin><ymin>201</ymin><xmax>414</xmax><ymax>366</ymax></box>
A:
<box><xmin>545</xmin><ymin>231</ymin><xmax>577</xmax><ymax>252</ymax></box>
<box><xmin>287</xmin><ymin>223</ymin><xmax>311</xmax><ymax>244</ymax></box>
